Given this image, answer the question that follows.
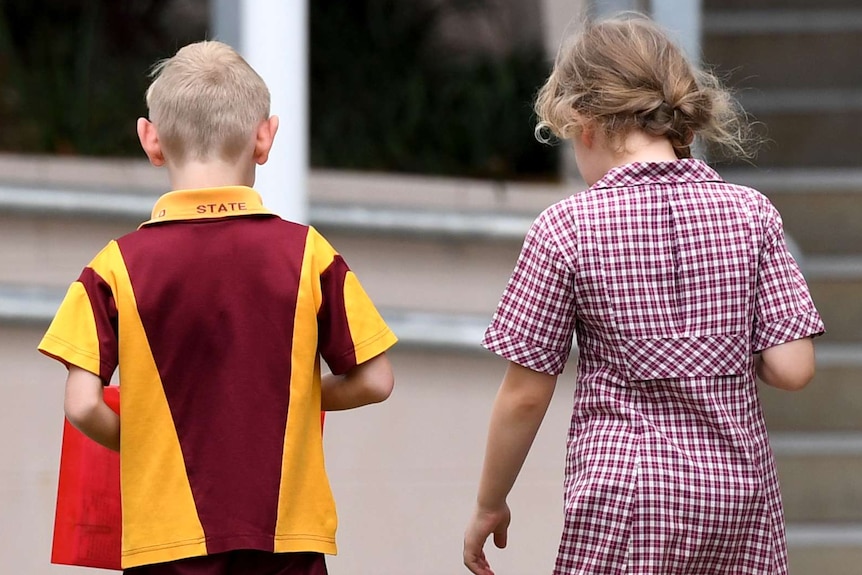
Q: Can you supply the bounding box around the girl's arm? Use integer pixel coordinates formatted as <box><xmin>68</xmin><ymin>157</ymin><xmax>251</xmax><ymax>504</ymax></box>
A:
<box><xmin>463</xmin><ymin>362</ymin><xmax>557</xmax><ymax>575</ymax></box>
<box><xmin>756</xmin><ymin>337</ymin><xmax>816</xmax><ymax>391</ymax></box>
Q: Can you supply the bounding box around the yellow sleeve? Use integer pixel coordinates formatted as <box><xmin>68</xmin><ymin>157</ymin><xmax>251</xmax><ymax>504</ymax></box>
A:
<box><xmin>310</xmin><ymin>227</ymin><xmax>397</xmax><ymax>374</ymax></box>
<box><xmin>38</xmin><ymin>242</ymin><xmax>121</xmax><ymax>383</ymax></box>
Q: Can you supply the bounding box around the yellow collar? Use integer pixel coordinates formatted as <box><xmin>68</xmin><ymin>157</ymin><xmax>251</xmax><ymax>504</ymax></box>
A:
<box><xmin>140</xmin><ymin>186</ymin><xmax>275</xmax><ymax>228</ymax></box>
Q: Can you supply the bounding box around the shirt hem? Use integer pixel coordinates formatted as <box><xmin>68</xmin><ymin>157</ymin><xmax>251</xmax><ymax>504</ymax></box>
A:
<box><xmin>122</xmin><ymin>535</ymin><xmax>337</xmax><ymax>569</ymax></box>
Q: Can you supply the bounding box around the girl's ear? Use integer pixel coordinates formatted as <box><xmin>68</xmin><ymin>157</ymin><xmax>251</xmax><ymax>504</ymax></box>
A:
<box><xmin>137</xmin><ymin>118</ymin><xmax>166</xmax><ymax>167</ymax></box>
<box><xmin>578</xmin><ymin>120</ymin><xmax>595</xmax><ymax>149</ymax></box>
<box><xmin>571</xmin><ymin>111</ymin><xmax>595</xmax><ymax>149</ymax></box>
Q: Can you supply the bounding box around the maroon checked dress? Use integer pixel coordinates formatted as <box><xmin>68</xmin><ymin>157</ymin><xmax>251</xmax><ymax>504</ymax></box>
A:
<box><xmin>482</xmin><ymin>160</ymin><xmax>824</xmax><ymax>574</ymax></box>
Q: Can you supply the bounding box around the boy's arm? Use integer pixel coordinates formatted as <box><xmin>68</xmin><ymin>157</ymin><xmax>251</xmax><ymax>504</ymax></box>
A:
<box><xmin>64</xmin><ymin>366</ymin><xmax>120</xmax><ymax>452</ymax></box>
<box><xmin>463</xmin><ymin>362</ymin><xmax>557</xmax><ymax>575</ymax></box>
<box><xmin>321</xmin><ymin>352</ymin><xmax>394</xmax><ymax>411</ymax></box>
<box><xmin>756</xmin><ymin>336</ymin><xmax>816</xmax><ymax>391</ymax></box>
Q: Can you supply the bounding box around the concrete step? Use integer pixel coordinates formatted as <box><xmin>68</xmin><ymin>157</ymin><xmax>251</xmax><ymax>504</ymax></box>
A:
<box><xmin>719</xmin><ymin>169</ymin><xmax>862</xmax><ymax>255</ymax></box>
<box><xmin>761</xmin><ymin>356</ymin><xmax>862</xmax><ymax>433</ymax></box>
<box><xmin>774</xmin><ymin>434</ymin><xmax>862</xmax><ymax>522</ymax></box>
<box><xmin>809</xmin><ymin>275</ymin><xmax>862</xmax><ymax>343</ymax></box>
<box><xmin>704</xmin><ymin>27</ymin><xmax>862</xmax><ymax>92</ymax></box>
<box><xmin>786</xmin><ymin>524</ymin><xmax>862</xmax><ymax>575</ymax></box>
<box><xmin>4</xmin><ymin>207</ymin><xmax>857</xmax><ymax>344</ymax></box>
<box><xmin>701</xmin><ymin>4</ymin><xmax>862</xmax><ymax>169</ymax></box>
<box><xmin>0</xmin><ymin>212</ymin><xmax>523</xmax><ymax>317</ymax></box>
<box><xmin>3</xmin><ymin>184</ymin><xmax>860</xmax><ymax>322</ymax></box>
<box><xmin>739</xmin><ymin>110</ymin><xmax>862</xmax><ymax>168</ymax></box>
<box><xmin>705</xmin><ymin>1</ymin><xmax>862</xmax><ymax>13</ymax></box>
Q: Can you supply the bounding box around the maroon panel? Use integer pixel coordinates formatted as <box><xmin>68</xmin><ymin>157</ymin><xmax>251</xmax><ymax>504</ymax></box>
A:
<box><xmin>317</xmin><ymin>255</ymin><xmax>357</xmax><ymax>375</ymax></box>
<box><xmin>77</xmin><ymin>267</ymin><xmax>118</xmax><ymax>383</ymax></box>
<box><xmin>117</xmin><ymin>216</ymin><xmax>308</xmax><ymax>553</ymax></box>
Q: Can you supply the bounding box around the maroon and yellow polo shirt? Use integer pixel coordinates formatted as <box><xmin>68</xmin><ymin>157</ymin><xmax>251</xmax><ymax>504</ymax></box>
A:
<box><xmin>39</xmin><ymin>186</ymin><xmax>397</xmax><ymax>568</ymax></box>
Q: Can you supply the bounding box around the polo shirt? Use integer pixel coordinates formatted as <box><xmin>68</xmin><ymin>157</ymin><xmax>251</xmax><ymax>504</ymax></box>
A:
<box><xmin>39</xmin><ymin>185</ymin><xmax>398</xmax><ymax>569</ymax></box>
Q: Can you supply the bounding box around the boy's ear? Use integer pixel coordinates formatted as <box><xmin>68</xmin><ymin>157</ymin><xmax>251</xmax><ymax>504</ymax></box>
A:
<box><xmin>137</xmin><ymin>118</ymin><xmax>166</xmax><ymax>167</ymax></box>
<box><xmin>253</xmin><ymin>116</ymin><xmax>279</xmax><ymax>165</ymax></box>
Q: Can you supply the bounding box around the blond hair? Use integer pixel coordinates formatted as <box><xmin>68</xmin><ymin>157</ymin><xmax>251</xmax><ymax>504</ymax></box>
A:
<box><xmin>535</xmin><ymin>13</ymin><xmax>755</xmax><ymax>160</ymax></box>
<box><xmin>145</xmin><ymin>41</ymin><xmax>270</xmax><ymax>164</ymax></box>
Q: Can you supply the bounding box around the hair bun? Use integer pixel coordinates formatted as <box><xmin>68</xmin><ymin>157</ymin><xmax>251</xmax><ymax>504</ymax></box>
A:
<box><xmin>534</xmin><ymin>15</ymin><xmax>758</xmax><ymax>159</ymax></box>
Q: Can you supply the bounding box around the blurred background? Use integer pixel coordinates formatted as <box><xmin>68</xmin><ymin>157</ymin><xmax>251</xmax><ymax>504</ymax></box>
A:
<box><xmin>2</xmin><ymin>0</ymin><xmax>861</xmax><ymax>573</ymax></box>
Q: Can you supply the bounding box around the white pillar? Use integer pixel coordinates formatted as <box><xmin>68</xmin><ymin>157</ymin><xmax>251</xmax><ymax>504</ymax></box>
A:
<box><xmin>651</xmin><ymin>0</ymin><xmax>702</xmax><ymax>60</ymax></box>
<box><xmin>651</xmin><ymin>0</ymin><xmax>703</xmax><ymax>158</ymax></box>
<box><xmin>591</xmin><ymin>0</ymin><xmax>644</xmax><ymax>17</ymax></box>
<box><xmin>213</xmin><ymin>0</ymin><xmax>308</xmax><ymax>223</ymax></box>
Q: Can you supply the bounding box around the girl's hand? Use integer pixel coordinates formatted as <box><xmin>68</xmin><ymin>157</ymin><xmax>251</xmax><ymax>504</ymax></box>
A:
<box><xmin>463</xmin><ymin>503</ymin><xmax>511</xmax><ymax>575</ymax></box>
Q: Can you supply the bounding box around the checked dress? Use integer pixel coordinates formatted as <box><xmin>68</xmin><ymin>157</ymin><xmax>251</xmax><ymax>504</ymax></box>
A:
<box><xmin>482</xmin><ymin>160</ymin><xmax>824</xmax><ymax>574</ymax></box>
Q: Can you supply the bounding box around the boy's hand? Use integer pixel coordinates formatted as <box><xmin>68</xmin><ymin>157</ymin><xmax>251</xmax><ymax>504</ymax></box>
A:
<box><xmin>463</xmin><ymin>503</ymin><xmax>511</xmax><ymax>575</ymax></box>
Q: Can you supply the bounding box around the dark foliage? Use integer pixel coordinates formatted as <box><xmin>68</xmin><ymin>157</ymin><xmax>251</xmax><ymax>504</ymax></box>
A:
<box><xmin>310</xmin><ymin>0</ymin><xmax>558</xmax><ymax>179</ymax></box>
<box><xmin>1</xmin><ymin>0</ymin><xmax>558</xmax><ymax>179</ymax></box>
<box><xmin>0</xmin><ymin>0</ymin><xmax>203</xmax><ymax>155</ymax></box>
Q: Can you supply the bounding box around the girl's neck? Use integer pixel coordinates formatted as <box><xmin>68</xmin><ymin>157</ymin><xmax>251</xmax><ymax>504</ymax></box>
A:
<box><xmin>613</xmin><ymin>130</ymin><xmax>680</xmax><ymax>166</ymax></box>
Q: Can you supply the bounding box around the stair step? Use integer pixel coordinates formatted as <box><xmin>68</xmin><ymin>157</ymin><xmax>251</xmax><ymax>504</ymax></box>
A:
<box><xmin>772</xmin><ymin>434</ymin><xmax>862</xmax><ymax>522</ymax></box>
<box><xmin>705</xmin><ymin>9</ymin><xmax>862</xmax><ymax>35</ymax></box>
<box><xmin>786</xmin><ymin>524</ymin><xmax>862</xmax><ymax>575</ymax></box>
<box><xmin>761</xmin><ymin>361</ymin><xmax>862</xmax><ymax>433</ymax></box>
<box><xmin>740</xmin><ymin>89</ymin><xmax>862</xmax><ymax>114</ymax></box>
<box><xmin>809</xmin><ymin>277</ymin><xmax>862</xmax><ymax>342</ymax></box>
<box><xmin>705</xmin><ymin>30</ymin><xmax>862</xmax><ymax>92</ymax></box>
<box><xmin>717</xmin><ymin>170</ymin><xmax>862</xmax><ymax>255</ymax></box>
<box><xmin>741</xmin><ymin>110</ymin><xmax>862</xmax><ymax>168</ymax></box>
<box><xmin>806</xmin><ymin>256</ymin><xmax>862</xmax><ymax>280</ymax></box>
<box><xmin>758</xmin><ymin>192</ymin><xmax>862</xmax><ymax>256</ymax></box>
<box><xmin>776</xmin><ymin>453</ymin><xmax>862</xmax><ymax>523</ymax></box>
<box><xmin>704</xmin><ymin>1</ymin><xmax>862</xmax><ymax>15</ymax></box>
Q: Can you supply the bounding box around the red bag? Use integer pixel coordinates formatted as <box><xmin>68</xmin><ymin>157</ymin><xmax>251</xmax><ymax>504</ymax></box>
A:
<box><xmin>51</xmin><ymin>387</ymin><xmax>325</xmax><ymax>571</ymax></box>
<box><xmin>51</xmin><ymin>385</ymin><xmax>122</xmax><ymax>571</ymax></box>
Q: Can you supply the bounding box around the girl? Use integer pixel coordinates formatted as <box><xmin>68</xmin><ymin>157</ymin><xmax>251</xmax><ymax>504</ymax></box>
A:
<box><xmin>463</xmin><ymin>13</ymin><xmax>824</xmax><ymax>575</ymax></box>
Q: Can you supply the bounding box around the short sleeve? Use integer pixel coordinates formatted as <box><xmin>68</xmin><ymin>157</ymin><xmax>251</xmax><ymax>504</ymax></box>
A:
<box><xmin>312</xmin><ymin>228</ymin><xmax>397</xmax><ymax>375</ymax></box>
<box><xmin>752</xmin><ymin>204</ymin><xmax>824</xmax><ymax>352</ymax></box>
<box><xmin>38</xmin><ymin>246</ymin><xmax>119</xmax><ymax>383</ymax></box>
<box><xmin>482</xmin><ymin>209</ymin><xmax>577</xmax><ymax>375</ymax></box>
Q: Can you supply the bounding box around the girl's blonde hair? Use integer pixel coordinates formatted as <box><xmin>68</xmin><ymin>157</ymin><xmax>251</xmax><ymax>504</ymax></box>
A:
<box><xmin>535</xmin><ymin>13</ymin><xmax>755</xmax><ymax>160</ymax></box>
<box><xmin>145</xmin><ymin>41</ymin><xmax>270</xmax><ymax>164</ymax></box>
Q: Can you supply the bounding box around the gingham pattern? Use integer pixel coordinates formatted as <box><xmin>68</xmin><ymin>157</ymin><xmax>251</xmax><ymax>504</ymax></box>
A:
<box><xmin>483</xmin><ymin>160</ymin><xmax>824</xmax><ymax>574</ymax></box>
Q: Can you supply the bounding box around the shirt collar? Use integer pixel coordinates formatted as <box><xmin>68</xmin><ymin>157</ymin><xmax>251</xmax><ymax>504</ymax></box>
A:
<box><xmin>140</xmin><ymin>186</ymin><xmax>275</xmax><ymax>228</ymax></box>
<box><xmin>591</xmin><ymin>159</ymin><xmax>724</xmax><ymax>191</ymax></box>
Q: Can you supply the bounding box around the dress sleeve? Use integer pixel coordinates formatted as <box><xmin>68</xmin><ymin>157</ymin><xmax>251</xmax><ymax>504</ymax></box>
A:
<box><xmin>312</xmin><ymin>228</ymin><xmax>397</xmax><ymax>375</ymax></box>
<box><xmin>482</xmin><ymin>209</ymin><xmax>577</xmax><ymax>375</ymax></box>
<box><xmin>38</xmin><ymin>244</ymin><xmax>119</xmax><ymax>384</ymax></box>
<box><xmin>751</xmin><ymin>203</ymin><xmax>825</xmax><ymax>352</ymax></box>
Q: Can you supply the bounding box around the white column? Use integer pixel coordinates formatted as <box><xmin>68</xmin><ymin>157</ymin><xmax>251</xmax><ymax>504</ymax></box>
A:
<box><xmin>651</xmin><ymin>0</ymin><xmax>702</xmax><ymax>60</ymax></box>
<box><xmin>214</xmin><ymin>0</ymin><xmax>308</xmax><ymax>223</ymax></box>
<box><xmin>591</xmin><ymin>0</ymin><xmax>644</xmax><ymax>17</ymax></box>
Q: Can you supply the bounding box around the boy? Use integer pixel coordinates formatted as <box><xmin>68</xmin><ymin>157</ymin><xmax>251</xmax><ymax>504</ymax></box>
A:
<box><xmin>39</xmin><ymin>41</ymin><xmax>397</xmax><ymax>575</ymax></box>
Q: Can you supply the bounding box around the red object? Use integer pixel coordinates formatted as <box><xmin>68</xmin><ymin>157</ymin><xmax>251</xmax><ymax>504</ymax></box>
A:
<box><xmin>50</xmin><ymin>386</ymin><xmax>325</xmax><ymax>571</ymax></box>
<box><xmin>51</xmin><ymin>385</ymin><xmax>122</xmax><ymax>570</ymax></box>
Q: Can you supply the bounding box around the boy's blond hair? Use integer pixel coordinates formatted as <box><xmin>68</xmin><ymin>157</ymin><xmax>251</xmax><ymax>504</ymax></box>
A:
<box><xmin>145</xmin><ymin>40</ymin><xmax>270</xmax><ymax>164</ymax></box>
<box><xmin>535</xmin><ymin>13</ymin><xmax>757</xmax><ymax>160</ymax></box>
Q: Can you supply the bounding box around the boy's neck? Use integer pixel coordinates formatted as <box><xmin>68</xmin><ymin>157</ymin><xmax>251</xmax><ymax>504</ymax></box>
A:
<box><xmin>166</xmin><ymin>159</ymin><xmax>256</xmax><ymax>191</ymax></box>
